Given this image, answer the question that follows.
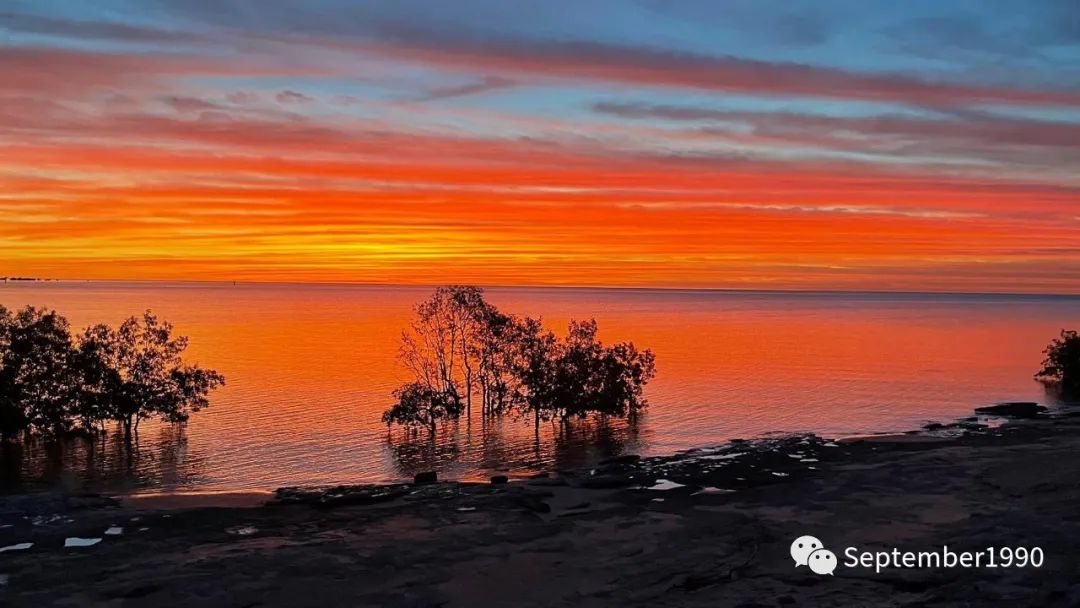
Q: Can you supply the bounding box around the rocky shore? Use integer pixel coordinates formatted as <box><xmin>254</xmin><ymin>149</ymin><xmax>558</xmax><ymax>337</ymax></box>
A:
<box><xmin>2</xmin><ymin>404</ymin><xmax>1079</xmax><ymax>607</ymax></box>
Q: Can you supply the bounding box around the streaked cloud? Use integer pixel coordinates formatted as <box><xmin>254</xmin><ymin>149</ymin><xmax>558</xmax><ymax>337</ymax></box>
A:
<box><xmin>1</xmin><ymin>1</ymin><xmax>1078</xmax><ymax>292</ymax></box>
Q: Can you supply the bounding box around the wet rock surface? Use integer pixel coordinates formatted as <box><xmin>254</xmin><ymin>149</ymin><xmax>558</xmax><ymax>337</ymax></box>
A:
<box><xmin>974</xmin><ymin>402</ymin><xmax>1048</xmax><ymax>418</ymax></box>
<box><xmin>413</xmin><ymin>471</ymin><xmax>438</xmax><ymax>485</ymax></box>
<box><xmin>2</xmin><ymin>406</ymin><xmax>1078</xmax><ymax>607</ymax></box>
<box><xmin>271</xmin><ymin>484</ymin><xmax>412</xmax><ymax>508</ymax></box>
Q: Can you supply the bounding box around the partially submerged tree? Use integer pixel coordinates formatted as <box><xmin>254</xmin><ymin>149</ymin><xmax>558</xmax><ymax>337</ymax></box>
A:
<box><xmin>1036</xmin><ymin>329</ymin><xmax>1080</xmax><ymax>393</ymax></box>
<box><xmin>509</xmin><ymin>316</ymin><xmax>559</xmax><ymax>430</ymax></box>
<box><xmin>538</xmin><ymin>319</ymin><xmax>657</xmax><ymax>423</ymax></box>
<box><xmin>398</xmin><ymin>286</ymin><xmax>480</xmax><ymax>416</ymax></box>
<box><xmin>595</xmin><ymin>340</ymin><xmax>657</xmax><ymax>421</ymax></box>
<box><xmin>0</xmin><ymin>305</ymin><xmax>14</xmax><ymax>438</ymax></box>
<box><xmin>398</xmin><ymin>285</ymin><xmax>516</xmax><ymax>420</ymax></box>
<box><xmin>385</xmin><ymin>287</ymin><xmax>657</xmax><ymax>434</ymax></box>
<box><xmin>382</xmin><ymin>382</ymin><xmax>463</xmax><ymax>434</ymax></box>
<box><xmin>0</xmin><ymin>306</ymin><xmax>77</xmax><ymax>438</ymax></box>
<box><xmin>75</xmin><ymin>311</ymin><xmax>225</xmax><ymax>440</ymax></box>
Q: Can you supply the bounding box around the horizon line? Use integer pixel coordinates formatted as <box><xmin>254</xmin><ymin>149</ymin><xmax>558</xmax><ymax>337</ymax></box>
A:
<box><xmin>6</xmin><ymin>277</ymin><xmax>1080</xmax><ymax>300</ymax></box>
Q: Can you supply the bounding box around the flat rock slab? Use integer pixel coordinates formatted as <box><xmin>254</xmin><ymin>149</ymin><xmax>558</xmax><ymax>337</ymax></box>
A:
<box><xmin>975</xmin><ymin>402</ymin><xmax>1048</xmax><ymax>418</ymax></box>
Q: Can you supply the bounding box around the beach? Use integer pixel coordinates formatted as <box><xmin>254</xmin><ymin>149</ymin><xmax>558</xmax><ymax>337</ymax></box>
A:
<box><xmin>3</xmin><ymin>406</ymin><xmax>1078</xmax><ymax>607</ymax></box>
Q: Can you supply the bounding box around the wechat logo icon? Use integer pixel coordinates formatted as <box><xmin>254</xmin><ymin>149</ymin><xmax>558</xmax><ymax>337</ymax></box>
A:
<box><xmin>791</xmin><ymin>535</ymin><xmax>837</xmax><ymax>576</ymax></box>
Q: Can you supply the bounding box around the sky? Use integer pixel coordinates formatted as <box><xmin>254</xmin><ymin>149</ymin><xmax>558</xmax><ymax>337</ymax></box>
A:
<box><xmin>2</xmin><ymin>1</ymin><xmax>1079</xmax><ymax>293</ymax></box>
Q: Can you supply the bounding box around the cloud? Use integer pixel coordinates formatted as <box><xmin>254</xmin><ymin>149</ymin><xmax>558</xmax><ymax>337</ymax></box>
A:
<box><xmin>591</xmin><ymin>101</ymin><xmax>1080</xmax><ymax>174</ymax></box>
<box><xmin>226</xmin><ymin>91</ymin><xmax>260</xmax><ymax>104</ymax></box>
<box><xmin>0</xmin><ymin>46</ymin><xmax>311</xmax><ymax>97</ymax></box>
<box><xmin>161</xmin><ymin>95</ymin><xmax>222</xmax><ymax>113</ymax></box>
<box><xmin>275</xmin><ymin>90</ymin><xmax>313</xmax><ymax>104</ymax></box>
<box><xmin>335</xmin><ymin>26</ymin><xmax>1080</xmax><ymax>107</ymax></box>
<box><xmin>0</xmin><ymin>10</ymin><xmax>207</xmax><ymax>44</ymax></box>
<box><xmin>416</xmin><ymin>76</ymin><xmax>515</xmax><ymax>101</ymax></box>
<box><xmin>6</xmin><ymin>7</ymin><xmax>1078</xmax><ymax>110</ymax></box>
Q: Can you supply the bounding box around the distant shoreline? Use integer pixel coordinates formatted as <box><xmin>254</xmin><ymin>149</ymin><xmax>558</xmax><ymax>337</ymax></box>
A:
<box><xmin>5</xmin><ymin>277</ymin><xmax>1080</xmax><ymax>300</ymax></box>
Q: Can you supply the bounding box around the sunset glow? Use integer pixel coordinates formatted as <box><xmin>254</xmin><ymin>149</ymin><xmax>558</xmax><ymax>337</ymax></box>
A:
<box><xmin>2</xmin><ymin>3</ymin><xmax>1079</xmax><ymax>292</ymax></box>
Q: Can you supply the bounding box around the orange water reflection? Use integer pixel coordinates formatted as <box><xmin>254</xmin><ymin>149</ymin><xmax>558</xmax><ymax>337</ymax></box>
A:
<box><xmin>0</xmin><ymin>282</ymin><xmax>1074</xmax><ymax>493</ymax></box>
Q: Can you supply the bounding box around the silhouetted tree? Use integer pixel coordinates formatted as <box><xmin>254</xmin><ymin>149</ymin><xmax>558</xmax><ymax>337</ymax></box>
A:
<box><xmin>598</xmin><ymin>341</ymin><xmax>657</xmax><ymax>420</ymax></box>
<box><xmin>0</xmin><ymin>305</ymin><xmax>224</xmax><ymax>442</ymax></box>
<box><xmin>382</xmin><ymin>382</ymin><xmax>464</xmax><ymax>435</ymax></box>
<box><xmin>0</xmin><ymin>305</ymin><xmax>21</xmax><ymax>439</ymax></box>
<box><xmin>449</xmin><ymin>286</ymin><xmax>487</xmax><ymax>418</ymax></box>
<box><xmin>509</xmin><ymin>316</ymin><xmax>559</xmax><ymax>431</ymax></box>
<box><xmin>385</xmin><ymin>287</ymin><xmax>657</xmax><ymax>435</ymax></box>
<box><xmin>473</xmin><ymin>307</ymin><xmax>528</xmax><ymax>417</ymax></box>
<box><xmin>0</xmin><ymin>306</ymin><xmax>77</xmax><ymax>438</ymax></box>
<box><xmin>398</xmin><ymin>286</ymin><xmax>508</xmax><ymax>420</ymax></box>
<box><xmin>541</xmin><ymin>319</ymin><xmax>656</xmax><ymax>422</ymax></box>
<box><xmin>1036</xmin><ymin>329</ymin><xmax>1080</xmax><ymax>393</ymax></box>
<box><xmin>71</xmin><ymin>323</ymin><xmax>116</xmax><ymax>433</ymax></box>
<box><xmin>75</xmin><ymin>311</ymin><xmax>225</xmax><ymax>441</ymax></box>
<box><xmin>399</xmin><ymin>286</ymin><xmax>470</xmax><ymax>413</ymax></box>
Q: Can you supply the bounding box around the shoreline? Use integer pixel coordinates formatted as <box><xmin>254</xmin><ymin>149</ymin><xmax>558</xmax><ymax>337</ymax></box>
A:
<box><xmin>0</xmin><ymin>405</ymin><xmax>1049</xmax><ymax>511</ymax></box>
<box><xmin>3</xmin><ymin>401</ymin><xmax>1079</xmax><ymax>606</ymax></box>
<box><xmin>103</xmin><ymin>409</ymin><xmax>1021</xmax><ymax>507</ymax></box>
<box><xmin>0</xmin><ymin>401</ymin><xmax>1014</xmax><ymax>503</ymax></box>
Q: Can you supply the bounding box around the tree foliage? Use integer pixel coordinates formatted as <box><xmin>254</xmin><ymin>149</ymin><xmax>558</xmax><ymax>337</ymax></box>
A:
<box><xmin>0</xmin><ymin>306</ymin><xmax>224</xmax><ymax>441</ymax></box>
<box><xmin>1036</xmin><ymin>329</ymin><xmax>1080</xmax><ymax>392</ymax></box>
<box><xmin>381</xmin><ymin>382</ymin><xmax>464</xmax><ymax>433</ymax></box>
<box><xmin>76</xmin><ymin>312</ymin><xmax>225</xmax><ymax>437</ymax></box>
<box><xmin>0</xmin><ymin>306</ymin><xmax>77</xmax><ymax>438</ymax></box>
<box><xmin>398</xmin><ymin>286</ymin><xmax>518</xmax><ymax>419</ymax></box>
<box><xmin>528</xmin><ymin>319</ymin><xmax>657</xmax><ymax>423</ymax></box>
<box><xmin>384</xmin><ymin>287</ymin><xmax>657</xmax><ymax>433</ymax></box>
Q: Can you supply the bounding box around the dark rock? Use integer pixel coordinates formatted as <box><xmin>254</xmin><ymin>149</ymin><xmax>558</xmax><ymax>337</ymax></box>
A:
<box><xmin>923</xmin><ymin>422</ymin><xmax>945</xmax><ymax>431</ymax></box>
<box><xmin>513</xmin><ymin>487</ymin><xmax>554</xmax><ymax>498</ymax></box>
<box><xmin>974</xmin><ymin>402</ymin><xmax>1047</xmax><ymax>418</ymax></box>
<box><xmin>528</xmin><ymin>472</ymin><xmax>550</xmax><ymax>479</ymax></box>
<box><xmin>598</xmin><ymin>454</ymin><xmax>640</xmax><ymax>466</ymax></box>
<box><xmin>490</xmin><ymin>475</ymin><xmax>508</xmax><ymax>485</ymax></box>
<box><xmin>527</xmin><ymin>476</ymin><xmax>568</xmax><ymax>487</ymax></box>
<box><xmin>100</xmin><ymin>583</ymin><xmax>162</xmax><ymax>599</ymax></box>
<box><xmin>66</xmin><ymin>493</ymin><xmax>120</xmax><ymax>510</ymax></box>
<box><xmin>319</xmin><ymin>485</ymin><xmax>409</xmax><ymax>508</ymax></box>
<box><xmin>270</xmin><ymin>487</ymin><xmax>323</xmax><ymax>505</ymax></box>
<box><xmin>414</xmin><ymin>471</ymin><xmax>438</xmax><ymax>485</ymax></box>
<box><xmin>777</xmin><ymin>596</ymin><xmax>796</xmax><ymax>605</ymax></box>
<box><xmin>512</xmin><ymin>494</ymin><xmax>551</xmax><ymax>513</ymax></box>
<box><xmin>579</xmin><ymin>473</ymin><xmax>636</xmax><ymax>489</ymax></box>
<box><xmin>271</xmin><ymin>484</ymin><xmax>410</xmax><ymax>508</ymax></box>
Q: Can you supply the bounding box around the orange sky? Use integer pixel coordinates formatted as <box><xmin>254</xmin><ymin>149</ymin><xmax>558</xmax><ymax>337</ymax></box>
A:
<box><xmin>3</xmin><ymin>3</ymin><xmax>1079</xmax><ymax>293</ymax></box>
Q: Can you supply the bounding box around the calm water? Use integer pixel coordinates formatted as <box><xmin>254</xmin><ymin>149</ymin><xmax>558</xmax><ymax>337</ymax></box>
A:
<box><xmin>0</xmin><ymin>281</ymin><xmax>1075</xmax><ymax>494</ymax></box>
